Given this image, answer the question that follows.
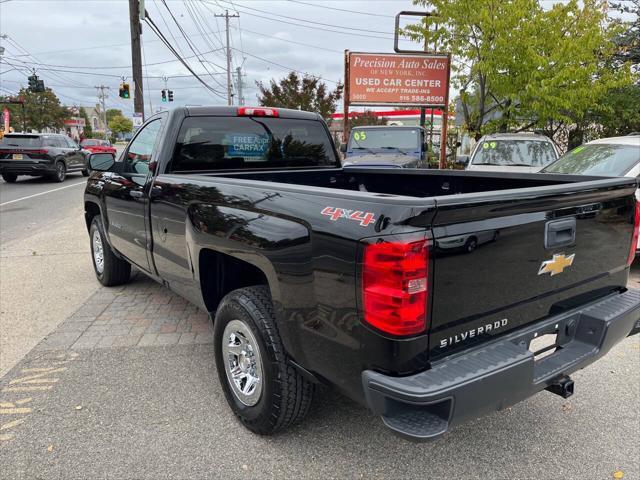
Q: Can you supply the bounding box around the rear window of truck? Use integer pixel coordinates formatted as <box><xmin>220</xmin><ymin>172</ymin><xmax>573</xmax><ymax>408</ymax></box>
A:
<box><xmin>170</xmin><ymin>116</ymin><xmax>338</xmax><ymax>172</ymax></box>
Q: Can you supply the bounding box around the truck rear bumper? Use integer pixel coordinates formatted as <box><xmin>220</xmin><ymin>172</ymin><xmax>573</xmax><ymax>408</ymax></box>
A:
<box><xmin>362</xmin><ymin>289</ymin><xmax>640</xmax><ymax>441</ymax></box>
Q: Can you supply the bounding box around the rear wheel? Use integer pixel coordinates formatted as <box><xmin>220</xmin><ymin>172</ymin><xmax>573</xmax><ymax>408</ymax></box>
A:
<box><xmin>214</xmin><ymin>286</ymin><xmax>314</xmax><ymax>435</ymax></box>
<box><xmin>2</xmin><ymin>173</ymin><xmax>17</xmax><ymax>183</ymax></box>
<box><xmin>89</xmin><ymin>216</ymin><xmax>131</xmax><ymax>286</ymax></box>
<box><xmin>50</xmin><ymin>161</ymin><xmax>66</xmax><ymax>182</ymax></box>
<box><xmin>465</xmin><ymin>236</ymin><xmax>478</xmax><ymax>253</ymax></box>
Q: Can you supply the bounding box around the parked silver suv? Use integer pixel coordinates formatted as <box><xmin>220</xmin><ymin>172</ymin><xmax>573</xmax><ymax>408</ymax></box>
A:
<box><xmin>466</xmin><ymin>133</ymin><xmax>560</xmax><ymax>173</ymax></box>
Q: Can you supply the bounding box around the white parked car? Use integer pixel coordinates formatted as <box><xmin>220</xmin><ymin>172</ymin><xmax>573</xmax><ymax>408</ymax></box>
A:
<box><xmin>543</xmin><ymin>134</ymin><xmax>640</xmax><ymax>254</ymax></box>
<box><xmin>465</xmin><ymin>133</ymin><xmax>560</xmax><ymax>173</ymax></box>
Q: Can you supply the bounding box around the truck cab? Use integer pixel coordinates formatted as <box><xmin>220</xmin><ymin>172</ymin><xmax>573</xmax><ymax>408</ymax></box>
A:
<box><xmin>342</xmin><ymin>125</ymin><xmax>429</xmax><ymax>168</ymax></box>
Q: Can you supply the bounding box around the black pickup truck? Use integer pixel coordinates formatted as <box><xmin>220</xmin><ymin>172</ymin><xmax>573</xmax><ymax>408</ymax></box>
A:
<box><xmin>84</xmin><ymin>106</ymin><xmax>640</xmax><ymax>441</ymax></box>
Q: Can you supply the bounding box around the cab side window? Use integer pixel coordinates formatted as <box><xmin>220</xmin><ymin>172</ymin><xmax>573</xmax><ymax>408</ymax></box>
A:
<box><xmin>123</xmin><ymin>119</ymin><xmax>162</xmax><ymax>175</ymax></box>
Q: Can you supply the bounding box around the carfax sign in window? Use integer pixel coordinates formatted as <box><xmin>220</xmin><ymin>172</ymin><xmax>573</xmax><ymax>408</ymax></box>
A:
<box><xmin>226</xmin><ymin>134</ymin><xmax>269</xmax><ymax>158</ymax></box>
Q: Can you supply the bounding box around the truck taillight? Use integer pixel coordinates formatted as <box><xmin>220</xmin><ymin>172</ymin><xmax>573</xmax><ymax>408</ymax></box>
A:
<box><xmin>362</xmin><ymin>239</ymin><xmax>429</xmax><ymax>336</ymax></box>
<box><xmin>627</xmin><ymin>200</ymin><xmax>640</xmax><ymax>266</ymax></box>
<box><xmin>237</xmin><ymin>107</ymin><xmax>279</xmax><ymax>117</ymax></box>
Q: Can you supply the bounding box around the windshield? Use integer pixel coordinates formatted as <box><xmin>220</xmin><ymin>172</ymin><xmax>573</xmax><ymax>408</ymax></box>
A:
<box><xmin>543</xmin><ymin>143</ymin><xmax>640</xmax><ymax>176</ymax></box>
<box><xmin>471</xmin><ymin>139</ymin><xmax>557</xmax><ymax>167</ymax></box>
<box><xmin>170</xmin><ymin>116</ymin><xmax>337</xmax><ymax>171</ymax></box>
<box><xmin>349</xmin><ymin>129</ymin><xmax>419</xmax><ymax>150</ymax></box>
<box><xmin>0</xmin><ymin>135</ymin><xmax>42</xmax><ymax>147</ymax></box>
<box><xmin>81</xmin><ymin>139</ymin><xmax>107</xmax><ymax>146</ymax></box>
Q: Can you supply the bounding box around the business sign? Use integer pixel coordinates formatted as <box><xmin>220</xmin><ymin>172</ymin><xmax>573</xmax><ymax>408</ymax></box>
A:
<box><xmin>3</xmin><ymin>108</ymin><xmax>9</xmax><ymax>132</ymax></box>
<box><xmin>63</xmin><ymin>117</ymin><xmax>85</xmax><ymax>127</ymax></box>
<box><xmin>346</xmin><ymin>52</ymin><xmax>450</xmax><ymax>107</ymax></box>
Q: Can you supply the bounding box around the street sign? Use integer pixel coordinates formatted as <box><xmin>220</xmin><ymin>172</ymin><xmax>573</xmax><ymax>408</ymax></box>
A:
<box><xmin>132</xmin><ymin>113</ymin><xmax>143</xmax><ymax>127</ymax></box>
<box><xmin>346</xmin><ymin>52</ymin><xmax>449</xmax><ymax>107</ymax></box>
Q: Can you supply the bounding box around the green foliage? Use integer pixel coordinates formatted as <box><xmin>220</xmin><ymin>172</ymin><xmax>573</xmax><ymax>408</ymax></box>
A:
<box><xmin>349</xmin><ymin>110</ymin><xmax>388</xmax><ymax>127</ymax></box>
<box><xmin>405</xmin><ymin>0</ymin><xmax>632</xmax><ymax>139</ymax></box>
<box><xmin>108</xmin><ymin>115</ymin><xmax>133</xmax><ymax>138</ymax></box>
<box><xmin>256</xmin><ymin>72</ymin><xmax>343</xmax><ymax>121</ymax></box>
<box><xmin>78</xmin><ymin>107</ymin><xmax>92</xmax><ymax>138</ymax></box>
<box><xmin>106</xmin><ymin>108</ymin><xmax>123</xmax><ymax>124</ymax></box>
<box><xmin>6</xmin><ymin>88</ymin><xmax>69</xmax><ymax>132</ymax></box>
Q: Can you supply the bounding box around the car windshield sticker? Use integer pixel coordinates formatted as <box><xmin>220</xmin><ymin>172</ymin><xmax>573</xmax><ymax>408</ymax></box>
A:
<box><xmin>483</xmin><ymin>142</ymin><xmax>490</xmax><ymax>149</ymax></box>
<box><xmin>490</xmin><ymin>141</ymin><xmax>497</xmax><ymax>148</ymax></box>
<box><xmin>226</xmin><ymin>134</ymin><xmax>269</xmax><ymax>157</ymax></box>
<box><xmin>353</xmin><ymin>131</ymin><xmax>367</xmax><ymax>141</ymax></box>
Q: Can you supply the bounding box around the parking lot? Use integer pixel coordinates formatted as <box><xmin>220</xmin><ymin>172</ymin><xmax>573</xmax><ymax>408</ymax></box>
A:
<box><xmin>0</xmin><ymin>263</ymin><xmax>638</xmax><ymax>479</ymax></box>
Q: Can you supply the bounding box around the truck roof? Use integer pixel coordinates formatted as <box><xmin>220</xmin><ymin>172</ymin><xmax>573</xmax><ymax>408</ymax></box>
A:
<box><xmin>183</xmin><ymin>106</ymin><xmax>322</xmax><ymax>121</ymax></box>
<box><xmin>479</xmin><ymin>132</ymin><xmax>552</xmax><ymax>142</ymax></box>
<box><xmin>351</xmin><ymin>125</ymin><xmax>424</xmax><ymax>131</ymax></box>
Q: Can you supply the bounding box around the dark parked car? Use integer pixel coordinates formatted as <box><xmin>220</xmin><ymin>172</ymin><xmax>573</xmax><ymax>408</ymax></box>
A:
<box><xmin>0</xmin><ymin>133</ymin><xmax>89</xmax><ymax>183</ymax></box>
<box><xmin>84</xmin><ymin>106</ymin><xmax>639</xmax><ymax>441</ymax></box>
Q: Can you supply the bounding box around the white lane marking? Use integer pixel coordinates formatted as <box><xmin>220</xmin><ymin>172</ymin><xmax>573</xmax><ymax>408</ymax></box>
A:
<box><xmin>0</xmin><ymin>181</ymin><xmax>86</xmax><ymax>207</ymax></box>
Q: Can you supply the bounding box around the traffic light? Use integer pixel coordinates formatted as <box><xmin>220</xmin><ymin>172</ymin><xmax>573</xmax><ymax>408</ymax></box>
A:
<box><xmin>168</xmin><ymin>90</ymin><xmax>174</xmax><ymax>102</ymax></box>
<box><xmin>36</xmin><ymin>79</ymin><xmax>45</xmax><ymax>92</ymax></box>
<box><xmin>28</xmin><ymin>75</ymin><xmax>37</xmax><ymax>91</ymax></box>
<box><xmin>119</xmin><ymin>83</ymin><xmax>130</xmax><ymax>99</ymax></box>
<box><xmin>161</xmin><ymin>89</ymin><xmax>167</xmax><ymax>102</ymax></box>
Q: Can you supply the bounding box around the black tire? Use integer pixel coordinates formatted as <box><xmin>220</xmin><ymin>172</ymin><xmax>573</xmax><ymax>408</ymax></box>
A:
<box><xmin>2</xmin><ymin>173</ymin><xmax>17</xmax><ymax>183</ymax></box>
<box><xmin>465</xmin><ymin>236</ymin><xmax>478</xmax><ymax>253</ymax></box>
<box><xmin>214</xmin><ymin>285</ymin><xmax>314</xmax><ymax>435</ymax></box>
<box><xmin>89</xmin><ymin>216</ymin><xmax>131</xmax><ymax>286</ymax></box>
<box><xmin>82</xmin><ymin>168</ymin><xmax>90</xmax><ymax>177</ymax></box>
<box><xmin>50</xmin><ymin>161</ymin><xmax>66</xmax><ymax>183</ymax></box>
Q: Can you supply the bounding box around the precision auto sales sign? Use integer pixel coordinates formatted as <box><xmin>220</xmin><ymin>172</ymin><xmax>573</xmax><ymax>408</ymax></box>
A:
<box><xmin>346</xmin><ymin>52</ymin><xmax>449</xmax><ymax>107</ymax></box>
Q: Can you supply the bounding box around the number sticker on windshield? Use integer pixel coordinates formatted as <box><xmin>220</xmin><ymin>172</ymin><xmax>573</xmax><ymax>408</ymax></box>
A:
<box><xmin>321</xmin><ymin>207</ymin><xmax>376</xmax><ymax>227</ymax></box>
<box><xmin>353</xmin><ymin>131</ymin><xmax>367</xmax><ymax>141</ymax></box>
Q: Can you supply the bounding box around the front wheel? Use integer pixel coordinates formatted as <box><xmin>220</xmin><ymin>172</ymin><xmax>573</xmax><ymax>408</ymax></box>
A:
<box><xmin>214</xmin><ymin>286</ymin><xmax>314</xmax><ymax>435</ymax></box>
<box><xmin>2</xmin><ymin>173</ymin><xmax>17</xmax><ymax>183</ymax></box>
<box><xmin>82</xmin><ymin>168</ymin><xmax>90</xmax><ymax>177</ymax></box>
<box><xmin>50</xmin><ymin>161</ymin><xmax>66</xmax><ymax>182</ymax></box>
<box><xmin>89</xmin><ymin>216</ymin><xmax>131</xmax><ymax>286</ymax></box>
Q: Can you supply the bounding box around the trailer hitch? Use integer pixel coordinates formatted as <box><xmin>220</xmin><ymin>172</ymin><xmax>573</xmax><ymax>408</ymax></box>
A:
<box><xmin>545</xmin><ymin>375</ymin><xmax>574</xmax><ymax>399</ymax></box>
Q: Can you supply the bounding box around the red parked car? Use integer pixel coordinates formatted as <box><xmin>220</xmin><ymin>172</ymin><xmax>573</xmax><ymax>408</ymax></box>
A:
<box><xmin>80</xmin><ymin>139</ymin><xmax>117</xmax><ymax>155</ymax></box>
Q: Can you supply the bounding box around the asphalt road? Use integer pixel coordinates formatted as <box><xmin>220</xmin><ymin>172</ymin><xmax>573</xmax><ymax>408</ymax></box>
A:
<box><xmin>0</xmin><ymin>157</ymin><xmax>638</xmax><ymax>479</ymax></box>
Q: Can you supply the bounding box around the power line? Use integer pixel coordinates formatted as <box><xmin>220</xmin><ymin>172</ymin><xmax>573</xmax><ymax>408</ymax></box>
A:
<box><xmin>143</xmin><ymin>12</ymin><xmax>226</xmax><ymax>100</ymax></box>
<box><xmin>286</xmin><ymin>0</ymin><xmax>395</xmax><ymax>18</ymax></box>
<box><xmin>210</xmin><ymin>0</ymin><xmax>401</xmax><ymax>37</ymax></box>
<box><xmin>231</xmin><ymin>26</ymin><xmax>341</xmax><ymax>53</ymax></box>
<box><xmin>235</xmin><ymin>49</ymin><xmax>339</xmax><ymax>85</ymax></box>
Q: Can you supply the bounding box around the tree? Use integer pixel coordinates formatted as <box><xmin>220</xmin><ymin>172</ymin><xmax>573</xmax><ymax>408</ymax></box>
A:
<box><xmin>108</xmin><ymin>115</ymin><xmax>133</xmax><ymax>142</ymax></box>
<box><xmin>256</xmin><ymin>72</ymin><xmax>343</xmax><ymax>121</ymax></box>
<box><xmin>79</xmin><ymin>107</ymin><xmax>92</xmax><ymax>139</ymax></box>
<box><xmin>405</xmin><ymin>0</ymin><xmax>631</xmax><ymax>140</ymax></box>
<box><xmin>5</xmin><ymin>87</ymin><xmax>69</xmax><ymax>132</ymax></box>
<box><xmin>349</xmin><ymin>110</ymin><xmax>388</xmax><ymax>127</ymax></box>
<box><xmin>106</xmin><ymin>108</ymin><xmax>123</xmax><ymax>124</ymax></box>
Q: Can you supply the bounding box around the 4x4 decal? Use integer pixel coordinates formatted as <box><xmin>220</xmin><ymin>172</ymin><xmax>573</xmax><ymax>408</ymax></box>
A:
<box><xmin>321</xmin><ymin>207</ymin><xmax>375</xmax><ymax>227</ymax></box>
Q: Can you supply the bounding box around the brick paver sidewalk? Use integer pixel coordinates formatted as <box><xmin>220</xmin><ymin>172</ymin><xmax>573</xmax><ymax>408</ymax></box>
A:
<box><xmin>37</xmin><ymin>272</ymin><xmax>212</xmax><ymax>351</ymax></box>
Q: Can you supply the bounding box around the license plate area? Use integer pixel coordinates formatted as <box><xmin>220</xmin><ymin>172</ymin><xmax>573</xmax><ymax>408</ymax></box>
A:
<box><xmin>12</xmin><ymin>153</ymin><xmax>23</xmax><ymax>160</ymax></box>
<box><xmin>529</xmin><ymin>332</ymin><xmax>558</xmax><ymax>361</ymax></box>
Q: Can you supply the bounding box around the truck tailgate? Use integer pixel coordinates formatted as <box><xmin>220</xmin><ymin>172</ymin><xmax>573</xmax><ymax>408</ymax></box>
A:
<box><xmin>429</xmin><ymin>178</ymin><xmax>638</xmax><ymax>359</ymax></box>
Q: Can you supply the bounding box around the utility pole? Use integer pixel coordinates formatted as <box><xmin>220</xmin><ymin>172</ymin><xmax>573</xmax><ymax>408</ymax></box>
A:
<box><xmin>95</xmin><ymin>85</ymin><xmax>110</xmax><ymax>140</ymax></box>
<box><xmin>129</xmin><ymin>0</ymin><xmax>145</xmax><ymax>119</ymax></box>
<box><xmin>215</xmin><ymin>10</ymin><xmax>239</xmax><ymax>106</ymax></box>
<box><xmin>235</xmin><ymin>67</ymin><xmax>245</xmax><ymax>106</ymax></box>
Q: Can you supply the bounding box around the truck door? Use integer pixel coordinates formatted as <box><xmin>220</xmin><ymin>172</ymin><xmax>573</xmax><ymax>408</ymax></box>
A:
<box><xmin>103</xmin><ymin>118</ymin><xmax>163</xmax><ymax>272</ymax></box>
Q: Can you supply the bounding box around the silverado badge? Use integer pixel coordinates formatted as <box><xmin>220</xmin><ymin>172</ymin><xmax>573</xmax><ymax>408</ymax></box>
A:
<box><xmin>538</xmin><ymin>253</ymin><xmax>575</xmax><ymax>276</ymax></box>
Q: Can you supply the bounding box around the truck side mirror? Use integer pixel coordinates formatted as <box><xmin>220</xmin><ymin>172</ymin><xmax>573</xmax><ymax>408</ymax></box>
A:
<box><xmin>89</xmin><ymin>152</ymin><xmax>115</xmax><ymax>172</ymax></box>
<box><xmin>456</xmin><ymin>155</ymin><xmax>470</xmax><ymax>166</ymax></box>
<box><xmin>339</xmin><ymin>143</ymin><xmax>347</xmax><ymax>153</ymax></box>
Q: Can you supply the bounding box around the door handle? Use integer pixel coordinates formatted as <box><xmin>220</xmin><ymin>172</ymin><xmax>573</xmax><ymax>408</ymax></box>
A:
<box><xmin>545</xmin><ymin>218</ymin><xmax>576</xmax><ymax>249</ymax></box>
<box><xmin>130</xmin><ymin>190</ymin><xmax>144</xmax><ymax>199</ymax></box>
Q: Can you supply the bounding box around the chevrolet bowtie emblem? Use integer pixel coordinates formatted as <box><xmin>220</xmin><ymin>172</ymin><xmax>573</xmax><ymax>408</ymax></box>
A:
<box><xmin>538</xmin><ymin>254</ymin><xmax>575</xmax><ymax>276</ymax></box>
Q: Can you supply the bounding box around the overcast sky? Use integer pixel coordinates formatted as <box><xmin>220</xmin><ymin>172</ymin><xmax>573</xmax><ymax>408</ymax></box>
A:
<box><xmin>0</xmin><ymin>0</ymin><xmax>635</xmax><ymax>119</ymax></box>
<box><xmin>0</xmin><ymin>0</ymin><xmax>427</xmax><ymax>117</ymax></box>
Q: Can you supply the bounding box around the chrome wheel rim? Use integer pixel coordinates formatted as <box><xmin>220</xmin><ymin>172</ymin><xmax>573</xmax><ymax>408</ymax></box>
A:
<box><xmin>222</xmin><ymin>319</ymin><xmax>263</xmax><ymax>406</ymax></box>
<box><xmin>57</xmin><ymin>163</ymin><xmax>65</xmax><ymax>181</ymax></box>
<box><xmin>92</xmin><ymin>229</ymin><xmax>104</xmax><ymax>274</ymax></box>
